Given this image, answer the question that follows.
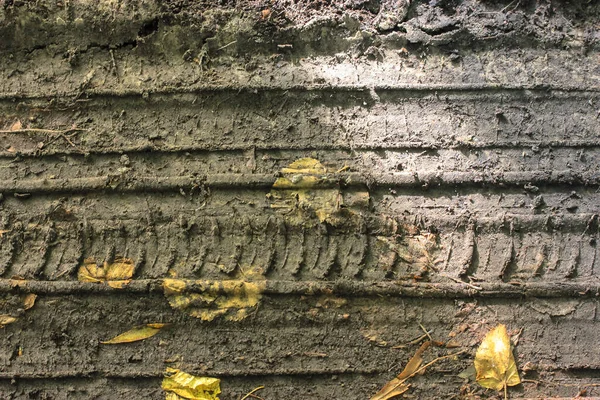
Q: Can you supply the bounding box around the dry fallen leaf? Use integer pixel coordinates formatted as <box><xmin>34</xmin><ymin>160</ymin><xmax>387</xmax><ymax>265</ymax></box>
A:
<box><xmin>261</xmin><ymin>8</ymin><xmax>271</xmax><ymax>20</ymax></box>
<box><xmin>22</xmin><ymin>293</ymin><xmax>37</xmax><ymax>310</ymax></box>
<box><xmin>370</xmin><ymin>341</ymin><xmax>431</xmax><ymax>400</ymax></box>
<box><xmin>78</xmin><ymin>257</ymin><xmax>134</xmax><ymax>287</ymax></box>
<box><xmin>10</xmin><ymin>119</ymin><xmax>22</xmax><ymax>131</ymax></box>
<box><xmin>269</xmin><ymin>157</ymin><xmax>368</xmax><ymax>227</ymax></box>
<box><xmin>162</xmin><ymin>367</ymin><xmax>221</xmax><ymax>400</ymax></box>
<box><xmin>101</xmin><ymin>323</ymin><xmax>168</xmax><ymax>344</ymax></box>
<box><xmin>163</xmin><ymin>278</ymin><xmax>265</xmax><ymax>322</ymax></box>
<box><xmin>0</xmin><ymin>314</ymin><xmax>18</xmax><ymax>327</ymax></box>
<box><xmin>475</xmin><ymin>324</ymin><xmax>521</xmax><ymax>399</ymax></box>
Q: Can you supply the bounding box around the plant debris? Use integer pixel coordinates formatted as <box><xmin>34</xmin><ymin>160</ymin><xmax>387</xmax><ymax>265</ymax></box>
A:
<box><xmin>163</xmin><ymin>278</ymin><xmax>265</xmax><ymax>322</ymax></box>
<box><xmin>474</xmin><ymin>324</ymin><xmax>521</xmax><ymax>399</ymax></box>
<box><xmin>240</xmin><ymin>385</ymin><xmax>264</xmax><ymax>400</ymax></box>
<box><xmin>371</xmin><ymin>341</ymin><xmax>466</xmax><ymax>400</ymax></box>
<box><xmin>101</xmin><ymin>323</ymin><xmax>168</xmax><ymax>344</ymax></box>
<box><xmin>268</xmin><ymin>157</ymin><xmax>368</xmax><ymax>227</ymax></box>
<box><xmin>0</xmin><ymin>314</ymin><xmax>18</xmax><ymax>328</ymax></box>
<box><xmin>0</xmin><ymin>293</ymin><xmax>40</xmax><ymax>327</ymax></box>
<box><xmin>77</xmin><ymin>257</ymin><xmax>134</xmax><ymax>288</ymax></box>
<box><xmin>371</xmin><ymin>341</ymin><xmax>431</xmax><ymax>400</ymax></box>
<box><xmin>162</xmin><ymin>367</ymin><xmax>221</xmax><ymax>400</ymax></box>
<box><xmin>22</xmin><ymin>294</ymin><xmax>37</xmax><ymax>311</ymax></box>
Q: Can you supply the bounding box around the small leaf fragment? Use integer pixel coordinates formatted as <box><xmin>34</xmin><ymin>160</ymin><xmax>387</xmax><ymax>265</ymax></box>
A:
<box><xmin>22</xmin><ymin>293</ymin><xmax>37</xmax><ymax>310</ymax></box>
<box><xmin>162</xmin><ymin>367</ymin><xmax>221</xmax><ymax>400</ymax></box>
<box><xmin>107</xmin><ymin>280</ymin><xmax>131</xmax><ymax>289</ymax></box>
<box><xmin>0</xmin><ymin>315</ymin><xmax>17</xmax><ymax>327</ymax></box>
<box><xmin>475</xmin><ymin>324</ymin><xmax>521</xmax><ymax>394</ymax></box>
<box><xmin>101</xmin><ymin>324</ymin><xmax>167</xmax><ymax>344</ymax></box>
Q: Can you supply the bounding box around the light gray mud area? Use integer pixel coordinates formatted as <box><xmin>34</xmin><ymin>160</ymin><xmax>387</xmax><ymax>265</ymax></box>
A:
<box><xmin>1</xmin><ymin>0</ymin><xmax>600</xmax><ymax>399</ymax></box>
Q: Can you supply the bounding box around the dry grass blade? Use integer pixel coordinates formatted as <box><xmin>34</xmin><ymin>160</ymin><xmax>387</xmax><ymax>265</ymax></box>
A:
<box><xmin>370</xmin><ymin>341</ymin><xmax>431</xmax><ymax>400</ymax></box>
<box><xmin>240</xmin><ymin>385</ymin><xmax>265</xmax><ymax>400</ymax></box>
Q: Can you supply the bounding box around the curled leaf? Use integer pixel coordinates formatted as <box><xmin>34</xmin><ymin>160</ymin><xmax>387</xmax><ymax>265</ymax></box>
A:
<box><xmin>78</xmin><ymin>257</ymin><xmax>134</xmax><ymax>287</ymax></box>
<box><xmin>0</xmin><ymin>315</ymin><xmax>18</xmax><ymax>327</ymax></box>
<box><xmin>22</xmin><ymin>293</ymin><xmax>37</xmax><ymax>310</ymax></box>
<box><xmin>475</xmin><ymin>324</ymin><xmax>521</xmax><ymax>396</ymax></box>
<box><xmin>162</xmin><ymin>367</ymin><xmax>220</xmax><ymax>400</ymax></box>
<box><xmin>101</xmin><ymin>323</ymin><xmax>168</xmax><ymax>344</ymax></box>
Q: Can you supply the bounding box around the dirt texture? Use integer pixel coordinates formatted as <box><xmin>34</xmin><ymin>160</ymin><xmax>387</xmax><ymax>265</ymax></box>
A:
<box><xmin>1</xmin><ymin>0</ymin><xmax>600</xmax><ymax>398</ymax></box>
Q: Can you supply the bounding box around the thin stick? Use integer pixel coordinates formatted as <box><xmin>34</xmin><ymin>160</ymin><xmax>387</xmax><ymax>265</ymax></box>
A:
<box><xmin>217</xmin><ymin>40</ymin><xmax>237</xmax><ymax>51</ymax></box>
<box><xmin>0</xmin><ymin>128</ymin><xmax>86</xmax><ymax>134</ymax></box>
<box><xmin>410</xmin><ymin>349</ymin><xmax>467</xmax><ymax>378</ymax></box>
<box><xmin>419</xmin><ymin>323</ymin><xmax>433</xmax><ymax>342</ymax></box>
<box><xmin>240</xmin><ymin>386</ymin><xmax>265</xmax><ymax>400</ymax></box>
<box><xmin>441</xmin><ymin>274</ymin><xmax>482</xmax><ymax>290</ymax></box>
<box><xmin>392</xmin><ymin>331</ymin><xmax>433</xmax><ymax>348</ymax></box>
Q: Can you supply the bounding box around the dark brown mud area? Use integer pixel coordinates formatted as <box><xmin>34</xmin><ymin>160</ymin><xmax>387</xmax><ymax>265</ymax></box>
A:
<box><xmin>1</xmin><ymin>0</ymin><xmax>599</xmax><ymax>398</ymax></box>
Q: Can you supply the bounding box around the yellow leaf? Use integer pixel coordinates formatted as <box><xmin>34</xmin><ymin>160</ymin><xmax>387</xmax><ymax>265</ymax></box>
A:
<box><xmin>162</xmin><ymin>367</ymin><xmax>221</xmax><ymax>400</ymax></box>
<box><xmin>104</xmin><ymin>258</ymin><xmax>135</xmax><ymax>280</ymax></box>
<box><xmin>101</xmin><ymin>324</ymin><xmax>167</xmax><ymax>344</ymax></box>
<box><xmin>163</xmin><ymin>279</ymin><xmax>266</xmax><ymax>322</ymax></box>
<box><xmin>475</xmin><ymin>324</ymin><xmax>521</xmax><ymax>396</ymax></box>
<box><xmin>269</xmin><ymin>158</ymin><xmax>368</xmax><ymax>227</ymax></box>
<box><xmin>107</xmin><ymin>280</ymin><xmax>131</xmax><ymax>289</ymax></box>
<box><xmin>280</xmin><ymin>157</ymin><xmax>327</xmax><ymax>174</ymax></box>
<box><xmin>78</xmin><ymin>257</ymin><xmax>134</xmax><ymax>287</ymax></box>
<box><xmin>370</xmin><ymin>341</ymin><xmax>430</xmax><ymax>400</ymax></box>
<box><xmin>0</xmin><ymin>315</ymin><xmax>17</xmax><ymax>327</ymax></box>
<box><xmin>22</xmin><ymin>293</ymin><xmax>37</xmax><ymax>310</ymax></box>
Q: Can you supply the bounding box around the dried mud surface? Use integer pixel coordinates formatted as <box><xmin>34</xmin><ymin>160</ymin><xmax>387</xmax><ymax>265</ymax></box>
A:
<box><xmin>1</xmin><ymin>0</ymin><xmax>600</xmax><ymax>399</ymax></box>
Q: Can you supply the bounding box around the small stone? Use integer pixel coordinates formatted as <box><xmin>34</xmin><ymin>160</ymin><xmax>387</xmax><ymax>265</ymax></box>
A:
<box><xmin>119</xmin><ymin>154</ymin><xmax>130</xmax><ymax>166</ymax></box>
<box><xmin>532</xmin><ymin>195</ymin><xmax>545</xmax><ymax>209</ymax></box>
<box><xmin>376</xmin><ymin>12</ymin><xmax>399</xmax><ymax>32</ymax></box>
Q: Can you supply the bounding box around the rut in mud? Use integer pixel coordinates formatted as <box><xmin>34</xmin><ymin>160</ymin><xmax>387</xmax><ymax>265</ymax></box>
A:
<box><xmin>1</xmin><ymin>0</ymin><xmax>600</xmax><ymax>398</ymax></box>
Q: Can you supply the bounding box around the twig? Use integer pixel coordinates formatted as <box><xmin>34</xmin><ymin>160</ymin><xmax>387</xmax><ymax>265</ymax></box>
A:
<box><xmin>407</xmin><ymin>349</ymin><xmax>468</xmax><ymax>380</ymax></box>
<box><xmin>240</xmin><ymin>386</ymin><xmax>265</xmax><ymax>400</ymax></box>
<box><xmin>217</xmin><ymin>40</ymin><xmax>237</xmax><ymax>51</ymax></box>
<box><xmin>0</xmin><ymin>128</ymin><xmax>86</xmax><ymax>134</ymax></box>
<box><xmin>419</xmin><ymin>323</ymin><xmax>433</xmax><ymax>342</ymax></box>
<box><xmin>501</xmin><ymin>0</ymin><xmax>520</xmax><ymax>13</ymax></box>
<box><xmin>441</xmin><ymin>274</ymin><xmax>482</xmax><ymax>290</ymax></box>
<box><xmin>392</xmin><ymin>330</ymin><xmax>434</xmax><ymax>348</ymax></box>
